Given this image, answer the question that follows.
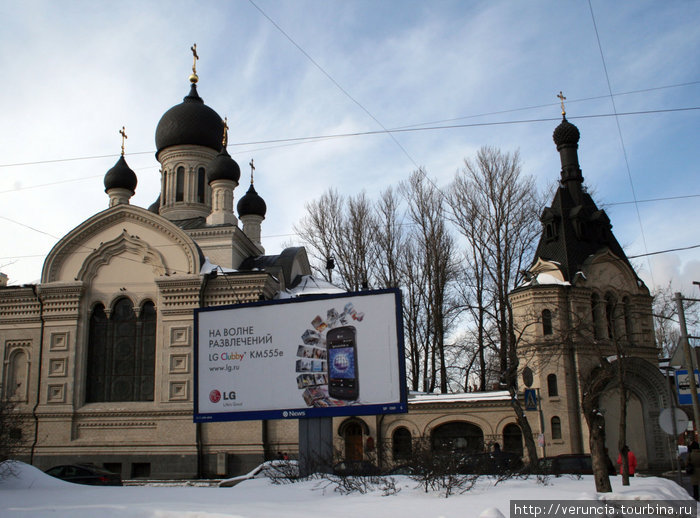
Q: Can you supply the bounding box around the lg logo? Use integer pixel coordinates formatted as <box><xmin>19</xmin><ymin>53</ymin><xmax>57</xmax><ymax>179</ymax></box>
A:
<box><xmin>209</xmin><ymin>389</ymin><xmax>236</xmax><ymax>403</ymax></box>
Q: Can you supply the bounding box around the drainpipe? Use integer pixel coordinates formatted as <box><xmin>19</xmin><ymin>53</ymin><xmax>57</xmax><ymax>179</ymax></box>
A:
<box><xmin>30</xmin><ymin>285</ymin><xmax>45</xmax><ymax>465</ymax></box>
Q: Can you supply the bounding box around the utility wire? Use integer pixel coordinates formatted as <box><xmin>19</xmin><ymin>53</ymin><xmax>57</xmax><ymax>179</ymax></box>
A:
<box><xmin>1</xmin><ymin>106</ymin><xmax>697</xmax><ymax>174</ymax></box>
<box><xmin>247</xmin><ymin>0</ymin><xmax>420</xmax><ymax>170</ymax></box>
<box><xmin>589</xmin><ymin>0</ymin><xmax>654</xmax><ymax>287</ymax></box>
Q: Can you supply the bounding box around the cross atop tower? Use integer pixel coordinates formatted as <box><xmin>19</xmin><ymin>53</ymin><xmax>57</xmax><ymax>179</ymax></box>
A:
<box><xmin>119</xmin><ymin>126</ymin><xmax>127</xmax><ymax>156</ymax></box>
<box><xmin>249</xmin><ymin>159</ymin><xmax>255</xmax><ymax>184</ymax></box>
<box><xmin>190</xmin><ymin>43</ymin><xmax>199</xmax><ymax>83</ymax></box>
<box><xmin>557</xmin><ymin>91</ymin><xmax>567</xmax><ymax>116</ymax></box>
<box><xmin>222</xmin><ymin>117</ymin><xmax>229</xmax><ymax>148</ymax></box>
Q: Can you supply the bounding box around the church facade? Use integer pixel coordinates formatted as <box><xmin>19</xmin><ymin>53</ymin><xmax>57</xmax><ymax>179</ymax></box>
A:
<box><xmin>1</xmin><ymin>58</ymin><xmax>671</xmax><ymax>478</ymax></box>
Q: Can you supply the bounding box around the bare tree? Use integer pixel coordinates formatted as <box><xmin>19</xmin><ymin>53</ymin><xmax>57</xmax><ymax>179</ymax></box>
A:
<box><xmin>400</xmin><ymin>169</ymin><xmax>458</xmax><ymax>393</ymax></box>
<box><xmin>0</xmin><ymin>388</ymin><xmax>28</xmax><ymax>479</ymax></box>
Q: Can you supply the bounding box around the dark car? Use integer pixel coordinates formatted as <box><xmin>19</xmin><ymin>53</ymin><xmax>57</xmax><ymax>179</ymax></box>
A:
<box><xmin>332</xmin><ymin>460</ymin><xmax>381</xmax><ymax>476</ymax></box>
<box><xmin>537</xmin><ymin>454</ymin><xmax>613</xmax><ymax>475</ymax></box>
<box><xmin>459</xmin><ymin>451</ymin><xmax>524</xmax><ymax>475</ymax></box>
<box><xmin>45</xmin><ymin>464</ymin><xmax>122</xmax><ymax>486</ymax></box>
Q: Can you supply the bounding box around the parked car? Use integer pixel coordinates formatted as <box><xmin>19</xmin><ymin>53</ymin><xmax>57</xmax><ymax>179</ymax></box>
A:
<box><xmin>219</xmin><ymin>460</ymin><xmax>299</xmax><ymax>487</ymax></box>
<box><xmin>459</xmin><ymin>452</ymin><xmax>523</xmax><ymax>475</ymax></box>
<box><xmin>44</xmin><ymin>464</ymin><xmax>122</xmax><ymax>486</ymax></box>
<box><xmin>332</xmin><ymin>460</ymin><xmax>381</xmax><ymax>476</ymax></box>
<box><xmin>537</xmin><ymin>454</ymin><xmax>614</xmax><ymax>475</ymax></box>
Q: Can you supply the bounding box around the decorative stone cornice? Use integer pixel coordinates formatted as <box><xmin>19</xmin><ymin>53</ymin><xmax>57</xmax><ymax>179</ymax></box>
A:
<box><xmin>0</xmin><ymin>287</ymin><xmax>41</xmax><ymax>324</ymax></box>
<box><xmin>203</xmin><ymin>274</ymin><xmax>277</xmax><ymax>307</ymax></box>
<box><xmin>156</xmin><ymin>275</ymin><xmax>202</xmax><ymax>315</ymax></box>
<box><xmin>38</xmin><ymin>282</ymin><xmax>85</xmax><ymax>321</ymax></box>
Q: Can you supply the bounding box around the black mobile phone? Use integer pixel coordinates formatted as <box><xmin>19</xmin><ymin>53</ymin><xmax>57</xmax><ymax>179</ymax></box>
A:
<box><xmin>327</xmin><ymin>326</ymin><xmax>359</xmax><ymax>400</ymax></box>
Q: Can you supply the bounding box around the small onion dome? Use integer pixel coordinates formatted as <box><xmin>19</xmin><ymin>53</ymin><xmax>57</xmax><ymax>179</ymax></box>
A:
<box><xmin>104</xmin><ymin>155</ymin><xmax>137</xmax><ymax>193</ymax></box>
<box><xmin>237</xmin><ymin>183</ymin><xmax>267</xmax><ymax>218</ymax></box>
<box><xmin>552</xmin><ymin>116</ymin><xmax>580</xmax><ymax>148</ymax></box>
<box><xmin>207</xmin><ymin>147</ymin><xmax>241</xmax><ymax>184</ymax></box>
<box><xmin>155</xmin><ymin>83</ymin><xmax>224</xmax><ymax>155</ymax></box>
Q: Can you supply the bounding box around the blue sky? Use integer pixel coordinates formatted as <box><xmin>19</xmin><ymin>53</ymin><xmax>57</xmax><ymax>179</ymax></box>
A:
<box><xmin>0</xmin><ymin>0</ymin><xmax>698</xmax><ymax>294</ymax></box>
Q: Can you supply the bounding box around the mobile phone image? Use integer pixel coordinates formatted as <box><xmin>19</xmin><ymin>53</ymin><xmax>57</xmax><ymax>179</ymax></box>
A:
<box><xmin>326</xmin><ymin>325</ymin><xmax>359</xmax><ymax>401</ymax></box>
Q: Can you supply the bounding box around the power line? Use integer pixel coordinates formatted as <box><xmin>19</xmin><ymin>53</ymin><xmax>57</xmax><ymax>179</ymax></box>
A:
<box><xmin>589</xmin><ymin>0</ymin><xmax>654</xmax><ymax>287</ymax></box>
<box><xmin>247</xmin><ymin>0</ymin><xmax>420</xmax><ymax>170</ymax></box>
<box><xmin>1</xmin><ymin>105</ymin><xmax>697</xmax><ymax>174</ymax></box>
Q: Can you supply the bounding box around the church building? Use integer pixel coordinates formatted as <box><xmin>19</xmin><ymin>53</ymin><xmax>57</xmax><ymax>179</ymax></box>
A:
<box><xmin>1</xmin><ymin>52</ymin><xmax>672</xmax><ymax>479</ymax></box>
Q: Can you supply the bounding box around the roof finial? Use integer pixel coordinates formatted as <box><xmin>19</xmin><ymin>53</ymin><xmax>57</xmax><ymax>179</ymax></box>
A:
<box><xmin>222</xmin><ymin>117</ymin><xmax>229</xmax><ymax>148</ymax></box>
<box><xmin>189</xmin><ymin>43</ymin><xmax>199</xmax><ymax>84</ymax></box>
<box><xmin>119</xmin><ymin>126</ymin><xmax>128</xmax><ymax>156</ymax></box>
<box><xmin>249</xmin><ymin>159</ymin><xmax>255</xmax><ymax>185</ymax></box>
<box><xmin>557</xmin><ymin>91</ymin><xmax>567</xmax><ymax>117</ymax></box>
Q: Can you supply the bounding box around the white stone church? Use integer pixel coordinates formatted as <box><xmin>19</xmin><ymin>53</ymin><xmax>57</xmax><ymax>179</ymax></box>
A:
<box><xmin>0</xmin><ymin>57</ymin><xmax>673</xmax><ymax>479</ymax></box>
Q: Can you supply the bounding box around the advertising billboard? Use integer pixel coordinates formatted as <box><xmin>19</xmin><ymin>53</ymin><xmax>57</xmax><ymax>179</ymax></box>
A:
<box><xmin>194</xmin><ymin>288</ymin><xmax>407</xmax><ymax>422</ymax></box>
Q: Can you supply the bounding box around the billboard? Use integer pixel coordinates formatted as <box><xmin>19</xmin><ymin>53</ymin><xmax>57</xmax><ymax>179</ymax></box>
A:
<box><xmin>194</xmin><ymin>288</ymin><xmax>407</xmax><ymax>422</ymax></box>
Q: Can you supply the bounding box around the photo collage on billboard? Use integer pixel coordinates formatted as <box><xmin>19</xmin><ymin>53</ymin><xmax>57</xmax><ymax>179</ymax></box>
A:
<box><xmin>295</xmin><ymin>302</ymin><xmax>365</xmax><ymax>407</ymax></box>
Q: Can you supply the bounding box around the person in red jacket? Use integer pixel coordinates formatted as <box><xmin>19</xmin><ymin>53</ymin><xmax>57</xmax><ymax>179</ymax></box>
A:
<box><xmin>617</xmin><ymin>445</ymin><xmax>637</xmax><ymax>476</ymax></box>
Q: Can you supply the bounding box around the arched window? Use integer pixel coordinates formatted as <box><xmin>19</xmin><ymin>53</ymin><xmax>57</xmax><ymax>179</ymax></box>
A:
<box><xmin>175</xmin><ymin>166</ymin><xmax>185</xmax><ymax>202</ymax></box>
<box><xmin>591</xmin><ymin>293</ymin><xmax>602</xmax><ymax>339</ymax></box>
<box><xmin>5</xmin><ymin>349</ymin><xmax>29</xmax><ymax>400</ymax></box>
<box><xmin>431</xmin><ymin>421</ymin><xmax>484</xmax><ymax>453</ymax></box>
<box><xmin>503</xmin><ymin>423</ymin><xmax>523</xmax><ymax>456</ymax></box>
<box><xmin>551</xmin><ymin>416</ymin><xmax>562</xmax><ymax>440</ymax></box>
<box><xmin>197</xmin><ymin>167</ymin><xmax>206</xmax><ymax>203</ymax></box>
<box><xmin>542</xmin><ymin>309</ymin><xmax>553</xmax><ymax>336</ymax></box>
<box><xmin>547</xmin><ymin>373</ymin><xmax>558</xmax><ymax>397</ymax></box>
<box><xmin>605</xmin><ymin>293</ymin><xmax>616</xmax><ymax>339</ymax></box>
<box><xmin>392</xmin><ymin>427</ymin><xmax>412</xmax><ymax>460</ymax></box>
<box><xmin>86</xmin><ymin>299</ymin><xmax>156</xmax><ymax>403</ymax></box>
<box><xmin>623</xmin><ymin>296</ymin><xmax>634</xmax><ymax>343</ymax></box>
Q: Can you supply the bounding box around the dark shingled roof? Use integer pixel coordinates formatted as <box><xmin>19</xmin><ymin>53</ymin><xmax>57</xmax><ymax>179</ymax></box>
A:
<box><xmin>532</xmin><ymin>117</ymin><xmax>637</xmax><ymax>283</ymax></box>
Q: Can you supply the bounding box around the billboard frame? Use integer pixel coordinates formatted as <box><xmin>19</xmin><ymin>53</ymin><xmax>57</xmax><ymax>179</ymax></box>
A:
<box><xmin>193</xmin><ymin>288</ymin><xmax>407</xmax><ymax>423</ymax></box>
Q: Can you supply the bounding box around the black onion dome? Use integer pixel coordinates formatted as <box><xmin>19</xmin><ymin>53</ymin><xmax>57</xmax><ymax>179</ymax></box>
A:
<box><xmin>237</xmin><ymin>183</ymin><xmax>267</xmax><ymax>218</ymax></box>
<box><xmin>552</xmin><ymin>117</ymin><xmax>580</xmax><ymax>148</ymax></box>
<box><xmin>155</xmin><ymin>83</ymin><xmax>224</xmax><ymax>155</ymax></box>
<box><xmin>104</xmin><ymin>155</ymin><xmax>137</xmax><ymax>192</ymax></box>
<box><xmin>207</xmin><ymin>147</ymin><xmax>241</xmax><ymax>184</ymax></box>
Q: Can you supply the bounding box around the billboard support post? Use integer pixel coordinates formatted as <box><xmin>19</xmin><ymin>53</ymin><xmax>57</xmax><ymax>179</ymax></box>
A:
<box><xmin>298</xmin><ymin>417</ymin><xmax>333</xmax><ymax>476</ymax></box>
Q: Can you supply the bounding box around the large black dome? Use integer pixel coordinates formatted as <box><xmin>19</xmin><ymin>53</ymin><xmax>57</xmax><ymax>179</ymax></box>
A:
<box><xmin>104</xmin><ymin>155</ymin><xmax>137</xmax><ymax>192</ymax></box>
<box><xmin>155</xmin><ymin>83</ymin><xmax>224</xmax><ymax>155</ymax></box>
<box><xmin>237</xmin><ymin>183</ymin><xmax>267</xmax><ymax>218</ymax></box>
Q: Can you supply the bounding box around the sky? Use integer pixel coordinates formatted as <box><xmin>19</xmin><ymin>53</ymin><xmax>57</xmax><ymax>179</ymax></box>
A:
<box><xmin>1</xmin><ymin>0</ymin><xmax>699</xmax><ymax>296</ymax></box>
<box><xmin>0</xmin><ymin>460</ymin><xmax>696</xmax><ymax>518</ymax></box>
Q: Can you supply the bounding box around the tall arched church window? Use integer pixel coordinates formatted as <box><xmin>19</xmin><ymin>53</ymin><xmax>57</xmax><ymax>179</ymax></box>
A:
<box><xmin>5</xmin><ymin>349</ymin><xmax>28</xmax><ymax>400</ymax></box>
<box><xmin>605</xmin><ymin>293</ymin><xmax>616</xmax><ymax>340</ymax></box>
<box><xmin>551</xmin><ymin>416</ymin><xmax>562</xmax><ymax>440</ymax></box>
<box><xmin>197</xmin><ymin>167</ymin><xmax>206</xmax><ymax>203</ymax></box>
<box><xmin>175</xmin><ymin>166</ymin><xmax>185</xmax><ymax>202</ymax></box>
<box><xmin>542</xmin><ymin>309</ymin><xmax>553</xmax><ymax>336</ymax></box>
<box><xmin>392</xmin><ymin>427</ymin><xmax>412</xmax><ymax>460</ymax></box>
<box><xmin>86</xmin><ymin>299</ymin><xmax>156</xmax><ymax>403</ymax></box>
<box><xmin>547</xmin><ymin>373</ymin><xmax>558</xmax><ymax>397</ymax></box>
<box><xmin>591</xmin><ymin>293</ymin><xmax>602</xmax><ymax>339</ymax></box>
<box><xmin>623</xmin><ymin>296</ymin><xmax>634</xmax><ymax>343</ymax></box>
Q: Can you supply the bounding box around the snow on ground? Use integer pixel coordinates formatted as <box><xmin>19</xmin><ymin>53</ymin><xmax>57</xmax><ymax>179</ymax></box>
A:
<box><xmin>0</xmin><ymin>461</ymin><xmax>696</xmax><ymax>518</ymax></box>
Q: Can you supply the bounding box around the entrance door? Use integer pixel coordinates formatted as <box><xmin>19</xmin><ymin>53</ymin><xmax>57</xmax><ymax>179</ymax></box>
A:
<box><xmin>344</xmin><ymin>422</ymin><xmax>364</xmax><ymax>460</ymax></box>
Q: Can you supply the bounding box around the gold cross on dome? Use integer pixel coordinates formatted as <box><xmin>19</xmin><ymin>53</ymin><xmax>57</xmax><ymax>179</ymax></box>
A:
<box><xmin>119</xmin><ymin>126</ymin><xmax>127</xmax><ymax>156</ymax></box>
<box><xmin>191</xmin><ymin>44</ymin><xmax>199</xmax><ymax>74</ymax></box>
<box><xmin>249</xmin><ymin>159</ymin><xmax>255</xmax><ymax>184</ymax></box>
<box><xmin>222</xmin><ymin>117</ymin><xmax>229</xmax><ymax>147</ymax></box>
<box><xmin>557</xmin><ymin>91</ymin><xmax>567</xmax><ymax>116</ymax></box>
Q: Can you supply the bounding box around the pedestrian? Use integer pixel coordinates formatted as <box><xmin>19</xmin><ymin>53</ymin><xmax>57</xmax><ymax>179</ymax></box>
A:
<box><xmin>689</xmin><ymin>441</ymin><xmax>700</xmax><ymax>500</ymax></box>
<box><xmin>617</xmin><ymin>445</ymin><xmax>637</xmax><ymax>476</ymax></box>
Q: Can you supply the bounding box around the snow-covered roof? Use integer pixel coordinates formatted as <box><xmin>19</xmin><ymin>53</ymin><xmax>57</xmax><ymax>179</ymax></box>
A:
<box><xmin>199</xmin><ymin>257</ymin><xmax>237</xmax><ymax>275</ymax></box>
<box><xmin>408</xmin><ymin>390</ymin><xmax>511</xmax><ymax>405</ymax></box>
<box><xmin>284</xmin><ymin>275</ymin><xmax>345</xmax><ymax>297</ymax></box>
